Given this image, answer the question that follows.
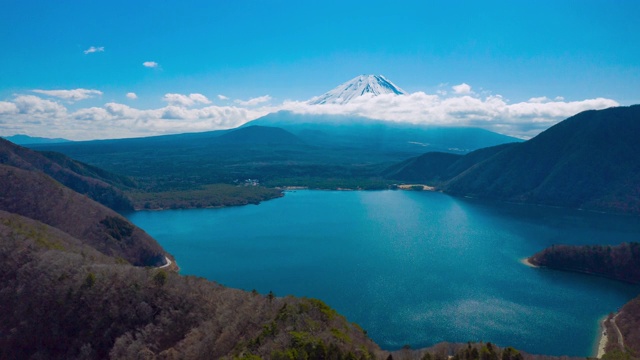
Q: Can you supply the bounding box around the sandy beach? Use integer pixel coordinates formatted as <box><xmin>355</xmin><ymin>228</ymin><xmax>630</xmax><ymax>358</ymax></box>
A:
<box><xmin>520</xmin><ymin>256</ymin><xmax>609</xmax><ymax>358</ymax></box>
<box><xmin>595</xmin><ymin>316</ymin><xmax>608</xmax><ymax>358</ymax></box>
<box><xmin>520</xmin><ymin>258</ymin><xmax>538</xmax><ymax>268</ymax></box>
<box><xmin>397</xmin><ymin>184</ymin><xmax>435</xmax><ymax>191</ymax></box>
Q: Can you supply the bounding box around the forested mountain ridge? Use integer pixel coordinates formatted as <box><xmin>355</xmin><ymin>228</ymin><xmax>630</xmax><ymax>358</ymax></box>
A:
<box><xmin>529</xmin><ymin>242</ymin><xmax>640</xmax><ymax>284</ymax></box>
<box><xmin>383</xmin><ymin>144</ymin><xmax>517</xmax><ymax>184</ymax></box>
<box><xmin>386</xmin><ymin>105</ymin><xmax>640</xmax><ymax>214</ymax></box>
<box><xmin>1</xmin><ymin>134</ymin><xmax>71</xmax><ymax>145</ymax></box>
<box><xmin>0</xmin><ymin>138</ymin><xmax>134</xmax><ymax>210</ymax></box>
<box><xmin>444</xmin><ymin>105</ymin><xmax>640</xmax><ymax>213</ymax></box>
<box><xmin>10</xmin><ymin>136</ymin><xmax>285</xmax><ymax>210</ymax></box>
<box><xmin>0</xmin><ymin>164</ymin><xmax>166</xmax><ymax>266</ymax></box>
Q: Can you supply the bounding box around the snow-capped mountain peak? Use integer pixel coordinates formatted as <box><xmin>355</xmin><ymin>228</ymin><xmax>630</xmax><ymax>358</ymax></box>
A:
<box><xmin>308</xmin><ymin>75</ymin><xmax>406</xmax><ymax>105</ymax></box>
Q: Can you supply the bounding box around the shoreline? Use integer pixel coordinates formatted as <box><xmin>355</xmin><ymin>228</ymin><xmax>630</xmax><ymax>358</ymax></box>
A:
<box><xmin>397</xmin><ymin>184</ymin><xmax>436</xmax><ymax>191</ymax></box>
<box><xmin>595</xmin><ymin>315</ymin><xmax>608</xmax><ymax>359</ymax></box>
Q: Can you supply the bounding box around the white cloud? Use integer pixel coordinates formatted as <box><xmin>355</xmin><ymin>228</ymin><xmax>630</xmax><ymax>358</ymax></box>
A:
<box><xmin>72</xmin><ymin>107</ymin><xmax>110</xmax><ymax>121</ymax></box>
<box><xmin>126</xmin><ymin>92</ymin><xmax>138</xmax><ymax>100</ymax></box>
<box><xmin>162</xmin><ymin>93</ymin><xmax>212</xmax><ymax>107</ymax></box>
<box><xmin>528</xmin><ymin>96</ymin><xmax>550</xmax><ymax>103</ymax></box>
<box><xmin>0</xmin><ymin>101</ymin><xmax>19</xmax><ymax>115</ymax></box>
<box><xmin>234</xmin><ymin>95</ymin><xmax>272</xmax><ymax>106</ymax></box>
<box><xmin>83</xmin><ymin>46</ymin><xmax>104</xmax><ymax>55</ymax></box>
<box><xmin>218</xmin><ymin>94</ymin><xmax>229</xmax><ymax>100</ymax></box>
<box><xmin>13</xmin><ymin>95</ymin><xmax>67</xmax><ymax>115</ymax></box>
<box><xmin>187</xmin><ymin>93</ymin><xmax>211</xmax><ymax>105</ymax></box>
<box><xmin>32</xmin><ymin>89</ymin><xmax>102</xmax><ymax>102</ymax></box>
<box><xmin>143</xmin><ymin>61</ymin><xmax>159</xmax><ymax>68</ymax></box>
<box><xmin>452</xmin><ymin>83</ymin><xmax>472</xmax><ymax>94</ymax></box>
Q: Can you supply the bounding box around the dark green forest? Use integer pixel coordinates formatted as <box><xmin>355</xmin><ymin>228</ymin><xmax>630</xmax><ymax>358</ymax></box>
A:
<box><xmin>529</xmin><ymin>242</ymin><xmax>640</xmax><ymax>284</ymax></box>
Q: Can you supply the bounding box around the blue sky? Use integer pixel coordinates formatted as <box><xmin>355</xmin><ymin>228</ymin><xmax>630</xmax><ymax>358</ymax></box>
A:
<box><xmin>1</xmin><ymin>0</ymin><xmax>638</xmax><ymax>140</ymax></box>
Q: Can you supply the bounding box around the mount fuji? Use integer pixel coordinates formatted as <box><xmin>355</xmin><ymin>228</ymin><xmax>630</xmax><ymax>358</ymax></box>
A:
<box><xmin>308</xmin><ymin>74</ymin><xmax>406</xmax><ymax>105</ymax></box>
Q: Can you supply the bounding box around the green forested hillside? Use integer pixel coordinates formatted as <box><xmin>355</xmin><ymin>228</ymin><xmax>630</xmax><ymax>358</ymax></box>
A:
<box><xmin>386</xmin><ymin>105</ymin><xmax>640</xmax><ymax>214</ymax></box>
<box><xmin>0</xmin><ymin>164</ymin><xmax>166</xmax><ymax>266</ymax></box>
<box><xmin>444</xmin><ymin>105</ymin><xmax>640</xmax><ymax>213</ymax></box>
<box><xmin>529</xmin><ymin>242</ymin><xmax>640</xmax><ymax>284</ymax></box>
<box><xmin>382</xmin><ymin>152</ymin><xmax>462</xmax><ymax>183</ymax></box>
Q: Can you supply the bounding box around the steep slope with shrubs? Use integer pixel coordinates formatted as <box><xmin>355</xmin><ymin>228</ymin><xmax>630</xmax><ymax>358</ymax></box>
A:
<box><xmin>615</xmin><ymin>296</ymin><xmax>640</xmax><ymax>358</ymax></box>
<box><xmin>0</xmin><ymin>210</ymin><xmax>381</xmax><ymax>359</ymax></box>
<box><xmin>0</xmin><ymin>138</ymin><xmax>133</xmax><ymax>210</ymax></box>
<box><xmin>0</xmin><ymin>164</ymin><xmax>165</xmax><ymax>266</ymax></box>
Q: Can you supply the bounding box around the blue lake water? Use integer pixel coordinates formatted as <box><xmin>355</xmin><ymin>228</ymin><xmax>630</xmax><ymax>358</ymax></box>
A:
<box><xmin>126</xmin><ymin>190</ymin><xmax>640</xmax><ymax>356</ymax></box>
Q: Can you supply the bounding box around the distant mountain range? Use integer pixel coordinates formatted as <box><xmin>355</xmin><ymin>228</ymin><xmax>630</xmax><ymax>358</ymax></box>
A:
<box><xmin>386</xmin><ymin>105</ymin><xmax>640</xmax><ymax>214</ymax></box>
<box><xmin>245</xmin><ymin>111</ymin><xmax>520</xmax><ymax>154</ymax></box>
<box><xmin>308</xmin><ymin>74</ymin><xmax>406</xmax><ymax>105</ymax></box>
<box><xmin>1</xmin><ymin>134</ymin><xmax>71</xmax><ymax>145</ymax></box>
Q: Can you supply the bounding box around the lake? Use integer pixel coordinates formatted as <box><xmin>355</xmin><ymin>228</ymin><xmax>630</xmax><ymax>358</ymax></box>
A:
<box><xmin>125</xmin><ymin>190</ymin><xmax>640</xmax><ymax>356</ymax></box>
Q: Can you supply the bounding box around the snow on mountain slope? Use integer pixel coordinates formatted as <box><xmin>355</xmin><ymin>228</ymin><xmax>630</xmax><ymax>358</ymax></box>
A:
<box><xmin>308</xmin><ymin>75</ymin><xmax>406</xmax><ymax>105</ymax></box>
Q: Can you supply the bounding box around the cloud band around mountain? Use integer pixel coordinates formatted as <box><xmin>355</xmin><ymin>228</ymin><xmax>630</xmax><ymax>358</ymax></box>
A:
<box><xmin>0</xmin><ymin>86</ymin><xmax>620</xmax><ymax>140</ymax></box>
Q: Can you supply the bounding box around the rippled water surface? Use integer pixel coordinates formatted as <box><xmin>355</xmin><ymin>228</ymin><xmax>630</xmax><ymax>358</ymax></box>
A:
<box><xmin>126</xmin><ymin>190</ymin><xmax>640</xmax><ymax>356</ymax></box>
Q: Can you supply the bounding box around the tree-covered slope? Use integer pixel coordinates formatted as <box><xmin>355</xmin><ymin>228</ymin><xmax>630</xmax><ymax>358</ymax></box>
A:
<box><xmin>384</xmin><ymin>143</ymin><xmax>519</xmax><ymax>186</ymax></box>
<box><xmin>0</xmin><ymin>138</ymin><xmax>133</xmax><ymax>210</ymax></box>
<box><xmin>443</xmin><ymin>105</ymin><xmax>640</xmax><ymax>213</ymax></box>
<box><xmin>616</xmin><ymin>296</ymin><xmax>640</xmax><ymax>358</ymax></box>
<box><xmin>383</xmin><ymin>152</ymin><xmax>462</xmax><ymax>183</ymax></box>
<box><xmin>0</xmin><ymin>164</ymin><xmax>165</xmax><ymax>266</ymax></box>
<box><xmin>386</xmin><ymin>105</ymin><xmax>640</xmax><ymax>214</ymax></box>
<box><xmin>213</xmin><ymin>125</ymin><xmax>305</xmax><ymax>145</ymax></box>
<box><xmin>528</xmin><ymin>242</ymin><xmax>640</xmax><ymax>283</ymax></box>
